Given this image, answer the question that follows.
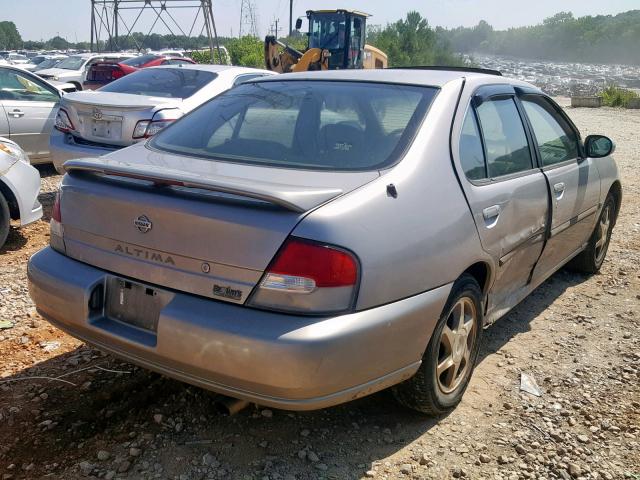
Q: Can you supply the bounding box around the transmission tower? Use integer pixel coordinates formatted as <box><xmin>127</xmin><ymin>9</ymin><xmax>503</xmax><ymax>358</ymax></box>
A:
<box><xmin>90</xmin><ymin>0</ymin><xmax>222</xmax><ymax>60</ymax></box>
<box><xmin>239</xmin><ymin>0</ymin><xmax>258</xmax><ymax>37</ymax></box>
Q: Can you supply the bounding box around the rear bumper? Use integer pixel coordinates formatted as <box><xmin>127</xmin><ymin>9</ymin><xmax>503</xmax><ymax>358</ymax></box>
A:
<box><xmin>28</xmin><ymin>247</ymin><xmax>451</xmax><ymax>410</ymax></box>
<box><xmin>50</xmin><ymin>129</ymin><xmax>119</xmax><ymax>174</ymax></box>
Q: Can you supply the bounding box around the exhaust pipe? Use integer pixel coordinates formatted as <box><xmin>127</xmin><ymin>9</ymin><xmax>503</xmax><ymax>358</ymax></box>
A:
<box><xmin>215</xmin><ymin>395</ymin><xmax>250</xmax><ymax>415</ymax></box>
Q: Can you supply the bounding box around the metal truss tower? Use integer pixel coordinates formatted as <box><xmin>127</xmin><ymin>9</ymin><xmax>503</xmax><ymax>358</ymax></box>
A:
<box><xmin>90</xmin><ymin>0</ymin><xmax>221</xmax><ymax>59</ymax></box>
<box><xmin>238</xmin><ymin>0</ymin><xmax>258</xmax><ymax>37</ymax></box>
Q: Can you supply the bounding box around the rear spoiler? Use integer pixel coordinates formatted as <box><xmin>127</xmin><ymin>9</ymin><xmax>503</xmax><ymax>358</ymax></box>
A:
<box><xmin>63</xmin><ymin>158</ymin><xmax>342</xmax><ymax>213</ymax></box>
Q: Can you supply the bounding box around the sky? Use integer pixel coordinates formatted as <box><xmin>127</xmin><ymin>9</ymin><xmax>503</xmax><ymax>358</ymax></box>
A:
<box><xmin>3</xmin><ymin>0</ymin><xmax>639</xmax><ymax>42</ymax></box>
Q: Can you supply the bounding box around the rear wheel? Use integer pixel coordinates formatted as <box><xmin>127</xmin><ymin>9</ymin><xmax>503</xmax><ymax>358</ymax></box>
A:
<box><xmin>392</xmin><ymin>274</ymin><xmax>483</xmax><ymax>415</ymax></box>
<box><xmin>0</xmin><ymin>193</ymin><xmax>10</xmax><ymax>249</ymax></box>
<box><xmin>567</xmin><ymin>193</ymin><xmax>616</xmax><ymax>274</ymax></box>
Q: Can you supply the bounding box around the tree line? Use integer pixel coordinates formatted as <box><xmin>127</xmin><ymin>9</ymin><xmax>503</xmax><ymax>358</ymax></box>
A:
<box><xmin>442</xmin><ymin>10</ymin><xmax>640</xmax><ymax>65</ymax></box>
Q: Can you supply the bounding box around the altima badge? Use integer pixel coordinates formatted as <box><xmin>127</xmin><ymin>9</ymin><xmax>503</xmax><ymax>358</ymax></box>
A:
<box><xmin>134</xmin><ymin>215</ymin><xmax>152</xmax><ymax>233</ymax></box>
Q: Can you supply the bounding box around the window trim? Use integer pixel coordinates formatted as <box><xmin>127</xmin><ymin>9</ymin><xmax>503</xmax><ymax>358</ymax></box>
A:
<box><xmin>462</xmin><ymin>89</ymin><xmax>539</xmax><ymax>184</ymax></box>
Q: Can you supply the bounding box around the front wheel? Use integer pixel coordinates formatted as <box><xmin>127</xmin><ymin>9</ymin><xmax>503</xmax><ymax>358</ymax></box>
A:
<box><xmin>392</xmin><ymin>274</ymin><xmax>483</xmax><ymax>415</ymax></box>
<box><xmin>0</xmin><ymin>193</ymin><xmax>10</xmax><ymax>249</ymax></box>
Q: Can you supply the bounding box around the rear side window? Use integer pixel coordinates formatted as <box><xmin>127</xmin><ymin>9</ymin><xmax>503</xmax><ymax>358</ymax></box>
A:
<box><xmin>475</xmin><ymin>98</ymin><xmax>532</xmax><ymax>177</ymax></box>
<box><xmin>459</xmin><ymin>109</ymin><xmax>486</xmax><ymax>180</ymax></box>
<box><xmin>150</xmin><ymin>81</ymin><xmax>437</xmax><ymax>171</ymax></box>
<box><xmin>521</xmin><ymin>96</ymin><xmax>579</xmax><ymax>166</ymax></box>
<box><xmin>99</xmin><ymin>68</ymin><xmax>216</xmax><ymax>98</ymax></box>
<box><xmin>121</xmin><ymin>55</ymin><xmax>160</xmax><ymax>67</ymax></box>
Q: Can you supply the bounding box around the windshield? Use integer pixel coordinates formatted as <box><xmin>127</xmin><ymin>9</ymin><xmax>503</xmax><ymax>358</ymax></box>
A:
<box><xmin>36</xmin><ymin>58</ymin><xmax>64</xmax><ymax>70</ymax></box>
<box><xmin>99</xmin><ymin>67</ymin><xmax>216</xmax><ymax>98</ymax></box>
<box><xmin>121</xmin><ymin>54</ymin><xmax>159</xmax><ymax>67</ymax></box>
<box><xmin>32</xmin><ymin>56</ymin><xmax>47</xmax><ymax>64</ymax></box>
<box><xmin>309</xmin><ymin>13</ymin><xmax>347</xmax><ymax>50</ymax></box>
<box><xmin>150</xmin><ymin>80</ymin><xmax>437</xmax><ymax>171</ymax></box>
<box><xmin>54</xmin><ymin>56</ymin><xmax>87</xmax><ymax>70</ymax></box>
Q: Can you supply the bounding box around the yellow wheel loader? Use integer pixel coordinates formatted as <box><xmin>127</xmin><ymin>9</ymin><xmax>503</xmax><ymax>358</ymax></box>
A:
<box><xmin>264</xmin><ymin>9</ymin><xmax>388</xmax><ymax>73</ymax></box>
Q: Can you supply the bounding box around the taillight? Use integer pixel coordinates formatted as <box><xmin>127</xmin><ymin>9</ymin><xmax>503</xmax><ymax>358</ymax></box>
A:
<box><xmin>248</xmin><ymin>238</ymin><xmax>359</xmax><ymax>314</ymax></box>
<box><xmin>54</xmin><ymin>108</ymin><xmax>74</xmax><ymax>133</ymax></box>
<box><xmin>132</xmin><ymin>119</ymin><xmax>174</xmax><ymax>139</ymax></box>
<box><xmin>50</xmin><ymin>192</ymin><xmax>65</xmax><ymax>253</ymax></box>
<box><xmin>112</xmin><ymin>68</ymin><xmax>125</xmax><ymax>79</ymax></box>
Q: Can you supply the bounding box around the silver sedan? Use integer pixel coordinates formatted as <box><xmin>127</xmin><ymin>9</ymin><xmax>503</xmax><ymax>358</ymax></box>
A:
<box><xmin>28</xmin><ymin>69</ymin><xmax>620</xmax><ymax>414</ymax></box>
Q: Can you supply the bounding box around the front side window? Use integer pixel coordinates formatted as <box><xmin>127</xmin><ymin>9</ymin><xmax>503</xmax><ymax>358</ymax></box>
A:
<box><xmin>521</xmin><ymin>96</ymin><xmax>579</xmax><ymax>166</ymax></box>
<box><xmin>0</xmin><ymin>70</ymin><xmax>59</xmax><ymax>102</ymax></box>
<box><xmin>151</xmin><ymin>81</ymin><xmax>437</xmax><ymax>171</ymax></box>
<box><xmin>475</xmin><ymin>97</ymin><xmax>532</xmax><ymax>178</ymax></box>
<box><xmin>459</xmin><ymin>108</ymin><xmax>486</xmax><ymax>180</ymax></box>
<box><xmin>99</xmin><ymin>68</ymin><xmax>216</xmax><ymax>98</ymax></box>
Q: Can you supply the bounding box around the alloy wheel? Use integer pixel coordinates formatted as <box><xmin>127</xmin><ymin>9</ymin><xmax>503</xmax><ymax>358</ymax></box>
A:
<box><xmin>436</xmin><ymin>297</ymin><xmax>477</xmax><ymax>394</ymax></box>
<box><xmin>595</xmin><ymin>203</ymin><xmax>612</xmax><ymax>264</ymax></box>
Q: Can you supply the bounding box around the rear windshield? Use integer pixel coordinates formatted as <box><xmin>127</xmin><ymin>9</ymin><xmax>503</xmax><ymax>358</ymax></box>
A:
<box><xmin>99</xmin><ymin>67</ymin><xmax>216</xmax><ymax>98</ymax></box>
<box><xmin>121</xmin><ymin>54</ymin><xmax>160</xmax><ymax>67</ymax></box>
<box><xmin>150</xmin><ymin>80</ymin><xmax>437</xmax><ymax>171</ymax></box>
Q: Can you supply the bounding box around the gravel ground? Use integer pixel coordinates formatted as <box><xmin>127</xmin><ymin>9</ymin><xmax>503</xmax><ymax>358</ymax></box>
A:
<box><xmin>0</xmin><ymin>104</ymin><xmax>638</xmax><ymax>480</ymax></box>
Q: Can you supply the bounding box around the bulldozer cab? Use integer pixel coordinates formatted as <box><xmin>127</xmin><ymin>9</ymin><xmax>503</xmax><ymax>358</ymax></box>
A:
<box><xmin>306</xmin><ymin>10</ymin><xmax>368</xmax><ymax>69</ymax></box>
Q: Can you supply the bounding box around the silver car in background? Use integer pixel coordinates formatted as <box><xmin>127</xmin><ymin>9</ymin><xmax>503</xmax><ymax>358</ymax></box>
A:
<box><xmin>50</xmin><ymin>64</ymin><xmax>275</xmax><ymax>173</ymax></box>
<box><xmin>0</xmin><ymin>65</ymin><xmax>66</xmax><ymax>165</ymax></box>
<box><xmin>28</xmin><ymin>69</ymin><xmax>621</xmax><ymax>414</ymax></box>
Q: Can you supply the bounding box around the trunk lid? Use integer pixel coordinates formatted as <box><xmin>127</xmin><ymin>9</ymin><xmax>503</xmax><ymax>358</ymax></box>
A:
<box><xmin>59</xmin><ymin>143</ymin><xmax>378</xmax><ymax>304</ymax></box>
<box><xmin>61</xmin><ymin>92</ymin><xmax>180</xmax><ymax>148</ymax></box>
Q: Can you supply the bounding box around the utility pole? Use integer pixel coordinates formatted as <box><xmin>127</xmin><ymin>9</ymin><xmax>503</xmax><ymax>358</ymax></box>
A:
<box><xmin>289</xmin><ymin>0</ymin><xmax>293</xmax><ymax>36</ymax></box>
<box><xmin>274</xmin><ymin>18</ymin><xmax>279</xmax><ymax>39</ymax></box>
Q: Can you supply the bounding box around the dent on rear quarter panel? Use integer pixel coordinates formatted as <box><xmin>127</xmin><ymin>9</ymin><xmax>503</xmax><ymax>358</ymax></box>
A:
<box><xmin>293</xmin><ymin>80</ymin><xmax>490</xmax><ymax>311</ymax></box>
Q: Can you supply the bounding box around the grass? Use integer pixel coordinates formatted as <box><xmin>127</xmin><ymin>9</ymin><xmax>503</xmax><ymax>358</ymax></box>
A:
<box><xmin>599</xmin><ymin>84</ymin><xmax>639</xmax><ymax>107</ymax></box>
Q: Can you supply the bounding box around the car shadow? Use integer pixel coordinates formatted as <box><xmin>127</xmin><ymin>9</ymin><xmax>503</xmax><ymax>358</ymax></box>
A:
<box><xmin>35</xmin><ymin>163</ymin><xmax>59</xmax><ymax>178</ymax></box>
<box><xmin>0</xmin><ymin>269</ymin><xmax>590</xmax><ymax>479</ymax></box>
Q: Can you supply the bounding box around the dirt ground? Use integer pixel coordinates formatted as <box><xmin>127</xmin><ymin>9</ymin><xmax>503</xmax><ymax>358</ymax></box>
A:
<box><xmin>0</xmin><ymin>102</ymin><xmax>638</xmax><ymax>480</ymax></box>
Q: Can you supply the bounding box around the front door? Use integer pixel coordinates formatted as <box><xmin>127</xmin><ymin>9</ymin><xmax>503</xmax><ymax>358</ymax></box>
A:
<box><xmin>0</xmin><ymin>68</ymin><xmax>60</xmax><ymax>160</ymax></box>
<box><xmin>455</xmin><ymin>85</ymin><xmax>549</xmax><ymax>318</ymax></box>
<box><xmin>518</xmin><ymin>94</ymin><xmax>601</xmax><ymax>281</ymax></box>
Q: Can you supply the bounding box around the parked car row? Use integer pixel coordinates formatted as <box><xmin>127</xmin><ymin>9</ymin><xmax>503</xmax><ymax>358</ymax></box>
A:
<box><xmin>21</xmin><ymin>68</ymin><xmax>621</xmax><ymax>415</ymax></box>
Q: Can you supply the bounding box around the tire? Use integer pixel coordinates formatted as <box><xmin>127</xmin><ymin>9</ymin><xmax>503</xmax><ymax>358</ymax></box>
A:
<box><xmin>392</xmin><ymin>274</ymin><xmax>483</xmax><ymax>415</ymax></box>
<box><xmin>0</xmin><ymin>193</ymin><xmax>10</xmax><ymax>249</ymax></box>
<box><xmin>567</xmin><ymin>193</ymin><xmax>616</xmax><ymax>274</ymax></box>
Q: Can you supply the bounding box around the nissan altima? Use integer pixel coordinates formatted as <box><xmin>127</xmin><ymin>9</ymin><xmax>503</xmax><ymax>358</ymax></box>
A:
<box><xmin>28</xmin><ymin>69</ymin><xmax>620</xmax><ymax>414</ymax></box>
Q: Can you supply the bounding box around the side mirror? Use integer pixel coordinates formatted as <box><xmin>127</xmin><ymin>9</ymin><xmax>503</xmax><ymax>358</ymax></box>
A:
<box><xmin>295</xmin><ymin>18</ymin><xmax>302</xmax><ymax>30</ymax></box>
<box><xmin>585</xmin><ymin>135</ymin><xmax>615</xmax><ymax>158</ymax></box>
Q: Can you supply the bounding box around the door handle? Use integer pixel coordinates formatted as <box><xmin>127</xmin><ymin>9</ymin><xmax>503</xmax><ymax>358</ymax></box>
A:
<box><xmin>553</xmin><ymin>182</ymin><xmax>565</xmax><ymax>193</ymax></box>
<box><xmin>482</xmin><ymin>204</ymin><xmax>501</xmax><ymax>220</ymax></box>
<box><xmin>9</xmin><ymin>109</ymin><xmax>24</xmax><ymax>118</ymax></box>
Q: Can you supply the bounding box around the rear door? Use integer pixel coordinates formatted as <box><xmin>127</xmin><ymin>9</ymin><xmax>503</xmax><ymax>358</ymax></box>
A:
<box><xmin>0</xmin><ymin>68</ymin><xmax>59</xmax><ymax>159</ymax></box>
<box><xmin>518</xmin><ymin>93</ymin><xmax>601</xmax><ymax>280</ymax></box>
<box><xmin>455</xmin><ymin>85</ymin><xmax>549</xmax><ymax>316</ymax></box>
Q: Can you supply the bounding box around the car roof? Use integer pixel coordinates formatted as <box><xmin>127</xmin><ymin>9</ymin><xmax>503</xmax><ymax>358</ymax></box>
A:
<box><xmin>147</xmin><ymin>64</ymin><xmax>271</xmax><ymax>74</ymax></box>
<box><xmin>256</xmin><ymin>68</ymin><xmax>538</xmax><ymax>90</ymax></box>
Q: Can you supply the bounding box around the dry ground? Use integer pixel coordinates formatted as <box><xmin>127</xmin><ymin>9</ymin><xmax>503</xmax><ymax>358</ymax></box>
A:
<box><xmin>0</xmin><ymin>103</ymin><xmax>638</xmax><ymax>480</ymax></box>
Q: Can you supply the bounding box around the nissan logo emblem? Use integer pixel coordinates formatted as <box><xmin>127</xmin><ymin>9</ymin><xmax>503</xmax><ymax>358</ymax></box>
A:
<box><xmin>134</xmin><ymin>215</ymin><xmax>152</xmax><ymax>233</ymax></box>
<box><xmin>92</xmin><ymin>108</ymin><xmax>103</xmax><ymax>120</ymax></box>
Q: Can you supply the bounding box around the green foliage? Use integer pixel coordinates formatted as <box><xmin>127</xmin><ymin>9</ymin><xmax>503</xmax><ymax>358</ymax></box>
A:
<box><xmin>0</xmin><ymin>22</ymin><xmax>22</xmax><ymax>49</ymax></box>
<box><xmin>368</xmin><ymin>11</ymin><xmax>466</xmax><ymax>67</ymax></box>
<box><xmin>599</xmin><ymin>84</ymin><xmax>639</xmax><ymax>107</ymax></box>
<box><xmin>225</xmin><ymin>36</ymin><xmax>264</xmax><ymax>68</ymax></box>
<box><xmin>189</xmin><ymin>49</ymin><xmax>229</xmax><ymax>65</ymax></box>
<box><xmin>443</xmin><ymin>10</ymin><xmax>640</xmax><ymax>65</ymax></box>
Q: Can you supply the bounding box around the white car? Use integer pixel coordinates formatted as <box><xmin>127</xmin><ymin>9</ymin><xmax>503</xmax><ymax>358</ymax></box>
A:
<box><xmin>36</xmin><ymin>53</ymin><xmax>137</xmax><ymax>91</ymax></box>
<box><xmin>0</xmin><ymin>137</ymin><xmax>42</xmax><ymax>248</ymax></box>
<box><xmin>50</xmin><ymin>64</ymin><xmax>275</xmax><ymax>172</ymax></box>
